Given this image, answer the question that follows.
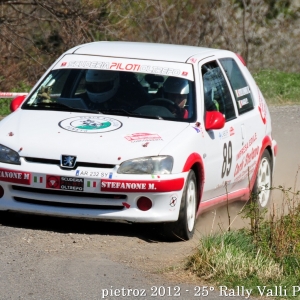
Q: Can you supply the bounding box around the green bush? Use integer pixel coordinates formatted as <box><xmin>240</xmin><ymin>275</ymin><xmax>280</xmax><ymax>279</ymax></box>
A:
<box><xmin>0</xmin><ymin>98</ymin><xmax>12</xmax><ymax>116</ymax></box>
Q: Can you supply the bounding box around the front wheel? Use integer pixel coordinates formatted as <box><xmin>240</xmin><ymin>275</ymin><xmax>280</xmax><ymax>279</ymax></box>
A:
<box><xmin>252</xmin><ymin>149</ymin><xmax>272</xmax><ymax>209</ymax></box>
<box><xmin>163</xmin><ymin>170</ymin><xmax>197</xmax><ymax>241</ymax></box>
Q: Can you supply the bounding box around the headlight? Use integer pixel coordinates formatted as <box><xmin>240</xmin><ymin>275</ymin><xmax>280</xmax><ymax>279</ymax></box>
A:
<box><xmin>117</xmin><ymin>156</ymin><xmax>173</xmax><ymax>174</ymax></box>
<box><xmin>0</xmin><ymin>144</ymin><xmax>21</xmax><ymax>165</ymax></box>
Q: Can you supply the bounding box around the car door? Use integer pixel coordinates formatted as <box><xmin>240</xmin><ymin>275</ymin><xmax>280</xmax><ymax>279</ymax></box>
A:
<box><xmin>199</xmin><ymin>59</ymin><xmax>244</xmax><ymax>201</ymax></box>
<box><xmin>218</xmin><ymin>57</ymin><xmax>264</xmax><ymax>193</ymax></box>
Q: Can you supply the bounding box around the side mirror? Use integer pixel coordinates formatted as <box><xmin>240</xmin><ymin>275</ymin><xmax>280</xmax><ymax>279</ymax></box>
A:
<box><xmin>205</xmin><ymin>111</ymin><xmax>225</xmax><ymax>130</ymax></box>
<box><xmin>10</xmin><ymin>95</ymin><xmax>26</xmax><ymax>112</ymax></box>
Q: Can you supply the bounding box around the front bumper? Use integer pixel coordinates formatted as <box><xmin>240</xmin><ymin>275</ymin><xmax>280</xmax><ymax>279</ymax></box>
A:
<box><xmin>0</xmin><ymin>158</ymin><xmax>187</xmax><ymax>223</ymax></box>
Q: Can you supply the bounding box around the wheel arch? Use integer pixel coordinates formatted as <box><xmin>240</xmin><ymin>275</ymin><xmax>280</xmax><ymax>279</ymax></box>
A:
<box><xmin>182</xmin><ymin>153</ymin><xmax>205</xmax><ymax>213</ymax></box>
<box><xmin>265</xmin><ymin>145</ymin><xmax>273</xmax><ymax>170</ymax></box>
<box><xmin>249</xmin><ymin>136</ymin><xmax>274</xmax><ymax>191</ymax></box>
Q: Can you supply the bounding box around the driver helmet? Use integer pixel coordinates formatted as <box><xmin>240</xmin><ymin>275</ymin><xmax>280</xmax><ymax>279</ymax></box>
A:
<box><xmin>85</xmin><ymin>70</ymin><xmax>120</xmax><ymax>103</ymax></box>
<box><xmin>163</xmin><ymin>77</ymin><xmax>189</xmax><ymax>106</ymax></box>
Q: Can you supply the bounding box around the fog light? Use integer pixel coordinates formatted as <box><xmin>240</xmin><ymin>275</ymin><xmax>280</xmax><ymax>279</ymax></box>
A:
<box><xmin>137</xmin><ymin>197</ymin><xmax>152</xmax><ymax>211</ymax></box>
<box><xmin>0</xmin><ymin>185</ymin><xmax>4</xmax><ymax>198</ymax></box>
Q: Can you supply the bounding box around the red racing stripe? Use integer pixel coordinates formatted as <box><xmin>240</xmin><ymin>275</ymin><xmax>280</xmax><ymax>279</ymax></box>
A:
<box><xmin>0</xmin><ymin>168</ymin><xmax>31</xmax><ymax>185</ymax></box>
<box><xmin>100</xmin><ymin>178</ymin><xmax>184</xmax><ymax>193</ymax></box>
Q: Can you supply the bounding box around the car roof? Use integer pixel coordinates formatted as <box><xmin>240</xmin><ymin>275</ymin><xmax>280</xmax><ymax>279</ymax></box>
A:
<box><xmin>69</xmin><ymin>41</ymin><xmax>226</xmax><ymax>63</ymax></box>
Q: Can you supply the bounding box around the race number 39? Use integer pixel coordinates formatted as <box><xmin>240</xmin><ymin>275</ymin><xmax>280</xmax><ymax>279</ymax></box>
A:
<box><xmin>221</xmin><ymin>141</ymin><xmax>232</xmax><ymax>178</ymax></box>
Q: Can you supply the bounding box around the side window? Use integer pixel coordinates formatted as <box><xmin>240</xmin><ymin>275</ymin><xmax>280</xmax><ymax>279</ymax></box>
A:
<box><xmin>219</xmin><ymin>58</ymin><xmax>254</xmax><ymax>114</ymax></box>
<box><xmin>201</xmin><ymin>61</ymin><xmax>236</xmax><ymax>121</ymax></box>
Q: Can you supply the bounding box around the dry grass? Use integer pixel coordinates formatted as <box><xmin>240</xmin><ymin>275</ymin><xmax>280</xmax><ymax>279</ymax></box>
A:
<box><xmin>186</xmin><ymin>171</ymin><xmax>300</xmax><ymax>297</ymax></box>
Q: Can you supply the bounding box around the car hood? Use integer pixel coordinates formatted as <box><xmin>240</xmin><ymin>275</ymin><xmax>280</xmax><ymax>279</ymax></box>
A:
<box><xmin>0</xmin><ymin>111</ymin><xmax>190</xmax><ymax>165</ymax></box>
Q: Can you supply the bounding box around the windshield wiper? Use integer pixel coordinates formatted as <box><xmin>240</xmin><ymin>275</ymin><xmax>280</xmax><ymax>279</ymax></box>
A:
<box><xmin>25</xmin><ymin>102</ymin><xmax>100</xmax><ymax>114</ymax></box>
<box><xmin>100</xmin><ymin>109</ymin><xmax>140</xmax><ymax>116</ymax></box>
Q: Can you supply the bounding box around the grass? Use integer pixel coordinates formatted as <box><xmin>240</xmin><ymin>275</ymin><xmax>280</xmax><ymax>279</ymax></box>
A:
<box><xmin>187</xmin><ymin>230</ymin><xmax>283</xmax><ymax>282</ymax></box>
<box><xmin>186</xmin><ymin>185</ymin><xmax>300</xmax><ymax>299</ymax></box>
<box><xmin>253</xmin><ymin>70</ymin><xmax>300</xmax><ymax>105</ymax></box>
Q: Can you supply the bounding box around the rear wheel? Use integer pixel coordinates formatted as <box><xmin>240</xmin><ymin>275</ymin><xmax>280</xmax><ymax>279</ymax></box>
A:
<box><xmin>163</xmin><ymin>170</ymin><xmax>197</xmax><ymax>241</ymax></box>
<box><xmin>252</xmin><ymin>149</ymin><xmax>272</xmax><ymax>209</ymax></box>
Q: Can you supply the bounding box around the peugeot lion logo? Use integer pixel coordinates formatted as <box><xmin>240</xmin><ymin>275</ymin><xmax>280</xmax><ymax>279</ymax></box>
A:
<box><xmin>61</xmin><ymin>155</ymin><xmax>77</xmax><ymax>169</ymax></box>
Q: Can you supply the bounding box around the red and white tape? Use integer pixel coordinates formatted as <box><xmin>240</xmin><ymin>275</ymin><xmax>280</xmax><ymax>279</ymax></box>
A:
<box><xmin>0</xmin><ymin>92</ymin><xmax>28</xmax><ymax>99</ymax></box>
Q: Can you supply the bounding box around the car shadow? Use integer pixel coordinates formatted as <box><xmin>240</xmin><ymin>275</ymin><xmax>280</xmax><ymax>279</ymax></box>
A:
<box><xmin>0</xmin><ymin>200</ymin><xmax>250</xmax><ymax>243</ymax></box>
<box><xmin>0</xmin><ymin>211</ymin><xmax>168</xmax><ymax>243</ymax></box>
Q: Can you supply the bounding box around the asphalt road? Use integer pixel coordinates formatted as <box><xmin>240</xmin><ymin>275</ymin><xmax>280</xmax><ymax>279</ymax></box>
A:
<box><xmin>0</xmin><ymin>105</ymin><xmax>298</xmax><ymax>300</ymax></box>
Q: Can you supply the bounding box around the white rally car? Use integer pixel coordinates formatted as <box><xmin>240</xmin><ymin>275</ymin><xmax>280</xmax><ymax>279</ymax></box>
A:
<box><xmin>0</xmin><ymin>42</ymin><xmax>277</xmax><ymax>240</ymax></box>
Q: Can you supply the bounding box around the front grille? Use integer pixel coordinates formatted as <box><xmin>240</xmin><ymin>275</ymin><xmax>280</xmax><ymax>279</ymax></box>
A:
<box><xmin>12</xmin><ymin>185</ymin><xmax>126</xmax><ymax>199</ymax></box>
<box><xmin>24</xmin><ymin>157</ymin><xmax>115</xmax><ymax>169</ymax></box>
<box><xmin>14</xmin><ymin>197</ymin><xmax>124</xmax><ymax>210</ymax></box>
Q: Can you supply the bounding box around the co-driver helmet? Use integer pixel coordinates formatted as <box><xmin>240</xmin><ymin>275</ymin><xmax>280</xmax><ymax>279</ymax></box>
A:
<box><xmin>85</xmin><ymin>70</ymin><xmax>120</xmax><ymax>103</ymax></box>
<box><xmin>163</xmin><ymin>77</ymin><xmax>189</xmax><ymax>106</ymax></box>
<box><xmin>163</xmin><ymin>77</ymin><xmax>189</xmax><ymax>95</ymax></box>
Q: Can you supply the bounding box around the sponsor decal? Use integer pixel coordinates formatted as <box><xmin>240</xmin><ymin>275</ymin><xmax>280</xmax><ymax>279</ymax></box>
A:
<box><xmin>46</xmin><ymin>175</ymin><xmax>84</xmax><ymax>191</ymax></box>
<box><xmin>110</xmin><ymin>62</ymin><xmax>140</xmax><ymax>71</ymax></box>
<box><xmin>56</xmin><ymin>55</ymin><xmax>194</xmax><ymax>80</ymax></box>
<box><xmin>0</xmin><ymin>169</ymin><xmax>31</xmax><ymax>185</ymax></box>
<box><xmin>193</xmin><ymin>122</ymin><xmax>203</xmax><ymax>136</ymax></box>
<box><xmin>34</xmin><ymin>176</ymin><xmax>43</xmax><ymax>183</ymax></box>
<box><xmin>238</xmin><ymin>98</ymin><xmax>249</xmax><ymax>108</ymax></box>
<box><xmin>125</xmin><ymin>133</ymin><xmax>163</xmax><ymax>143</ymax></box>
<box><xmin>170</xmin><ymin>195</ymin><xmax>177</xmax><ymax>207</ymax></box>
<box><xmin>232</xmin><ymin>133</ymin><xmax>260</xmax><ymax>183</ymax></box>
<box><xmin>192</xmin><ymin>126</ymin><xmax>200</xmax><ymax>133</ymax></box>
<box><xmin>87</xmin><ymin>181</ymin><xmax>97</xmax><ymax>188</ymax></box>
<box><xmin>59</xmin><ymin>116</ymin><xmax>122</xmax><ymax>133</ymax></box>
<box><xmin>229</xmin><ymin>127</ymin><xmax>235</xmax><ymax>136</ymax></box>
<box><xmin>46</xmin><ymin>176</ymin><xmax>60</xmax><ymax>189</ymax></box>
<box><xmin>68</xmin><ymin>61</ymin><xmax>109</xmax><ymax>69</ymax></box>
<box><xmin>236</xmin><ymin>133</ymin><xmax>257</xmax><ymax>161</ymax></box>
<box><xmin>189</xmin><ymin>58</ymin><xmax>197</xmax><ymax>64</ymax></box>
<box><xmin>235</xmin><ymin>86</ymin><xmax>250</xmax><ymax>98</ymax></box>
<box><xmin>257</xmin><ymin>86</ymin><xmax>267</xmax><ymax>124</ymax></box>
<box><xmin>219</xmin><ymin>129</ymin><xmax>229</xmax><ymax>140</ymax></box>
<box><xmin>110</xmin><ymin>62</ymin><xmax>181</xmax><ymax>77</ymax></box>
<box><xmin>234</xmin><ymin>159</ymin><xmax>257</xmax><ymax>182</ymax></box>
<box><xmin>100</xmin><ymin>178</ymin><xmax>184</xmax><ymax>193</ymax></box>
<box><xmin>199</xmin><ymin>124</ymin><xmax>204</xmax><ymax>138</ymax></box>
<box><xmin>86</xmin><ymin>179</ymin><xmax>100</xmax><ymax>190</ymax></box>
<box><xmin>68</xmin><ymin>61</ymin><xmax>182</xmax><ymax>77</ymax></box>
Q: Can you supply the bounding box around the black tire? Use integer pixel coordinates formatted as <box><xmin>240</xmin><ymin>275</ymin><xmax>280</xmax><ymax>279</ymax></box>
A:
<box><xmin>163</xmin><ymin>170</ymin><xmax>197</xmax><ymax>241</ymax></box>
<box><xmin>251</xmin><ymin>149</ymin><xmax>272</xmax><ymax>209</ymax></box>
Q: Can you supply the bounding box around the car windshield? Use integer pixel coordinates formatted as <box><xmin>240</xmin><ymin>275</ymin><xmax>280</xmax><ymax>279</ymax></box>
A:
<box><xmin>22</xmin><ymin>68</ymin><xmax>196</xmax><ymax>121</ymax></box>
